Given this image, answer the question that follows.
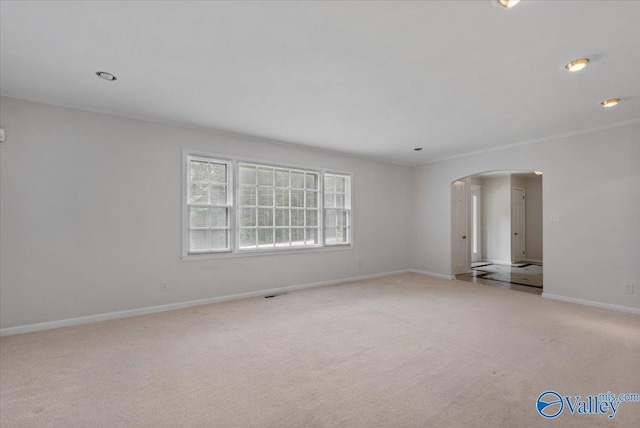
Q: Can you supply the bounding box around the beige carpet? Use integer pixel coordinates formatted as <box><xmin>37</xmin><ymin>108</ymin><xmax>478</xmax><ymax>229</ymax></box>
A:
<box><xmin>1</xmin><ymin>273</ymin><xmax>639</xmax><ymax>427</ymax></box>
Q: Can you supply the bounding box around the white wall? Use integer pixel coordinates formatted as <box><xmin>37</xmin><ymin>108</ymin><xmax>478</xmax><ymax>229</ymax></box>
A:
<box><xmin>480</xmin><ymin>176</ymin><xmax>511</xmax><ymax>264</ymax></box>
<box><xmin>410</xmin><ymin>121</ymin><xmax>640</xmax><ymax>311</ymax></box>
<box><xmin>2</xmin><ymin>96</ymin><xmax>638</xmax><ymax>329</ymax></box>
<box><xmin>0</xmin><ymin>97</ymin><xmax>411</xmax><ymax>329</ymax></box>
<box><xmin>524</xmin><ymin>176</ymin><xmax>543</xmax><ymax>262</ymax></box>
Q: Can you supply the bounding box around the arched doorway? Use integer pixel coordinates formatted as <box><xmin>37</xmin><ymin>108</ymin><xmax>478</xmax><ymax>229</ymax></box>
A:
<box><xmin>451</xmin><ymin>170</ymin><xmax>543</xmax><ymax>293</ymax></box>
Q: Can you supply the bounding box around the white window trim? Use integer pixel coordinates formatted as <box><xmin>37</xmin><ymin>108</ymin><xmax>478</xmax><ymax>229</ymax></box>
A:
<box><xmin>182</xmin><ymin>150</ymin><xmax>235</xmax><ymax>257</ymax></box>
<box><xmin>236</xmin><ymin>162</ymin><xmax>323</xmax><ymax>252</ymax></box>
<box><xmin>182</xmin><ymin>149</ymin><xmax>354</xmax><ymax>261</ymax></box>
<box><xmin>323</xmin><ymin>172</ymin><xmax>353</xmax><ymax>247</ymax></box>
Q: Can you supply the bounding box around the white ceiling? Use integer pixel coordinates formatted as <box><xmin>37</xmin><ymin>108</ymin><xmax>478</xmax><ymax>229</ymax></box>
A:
<box><xmin>1</xmin><ymin>1</ymin><xmax>639</xmax><ymax>165</ymax></box>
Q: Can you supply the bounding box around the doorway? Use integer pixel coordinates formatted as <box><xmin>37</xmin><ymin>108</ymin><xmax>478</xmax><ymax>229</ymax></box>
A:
<box><xmin>451</xmin><ymin>179</ymin><xmax>469</xmax><ymax>276</ymax></box>
<box><xmin>451</xmin><ymin>170</ymin><xmax>543</xmax><ymax>293</ymax></box>
<box><xmin>471</xmin><ymin>185</ymin><xmax>481</xmax><ymax>263</ymax></box>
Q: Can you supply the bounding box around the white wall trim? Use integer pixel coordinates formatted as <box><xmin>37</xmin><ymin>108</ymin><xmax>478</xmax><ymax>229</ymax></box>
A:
<box><xmin>418</xmin><ymin>118</ymin><xmax>640</xmax><ymax>165</ymax></box>
<box><xmin>0</xmin><ymin>270</ymin><xmax>410</xmax><ymax>337</ymax></box>
<box><xmin>4</xmin><ymin>272</ymin><xmax>637</xmax><ymax>335</ymax></box>
<box><xmin>542</xmin><ymin>293</ymin><xmax>640</xmax><ymax>315</ymax></box>
<box><xmin>182</xmin><ymin>245</ymin><xmax>354</xmax><ymax>261</ymax></box>
<box><xmin>409</xmin><ymin>269</ymin><xmax>455</xmax><ymax>280</ymax></box>
<box><xmin>480</xmin><ymin>259</ymin><xmax>513</xmax><ymax>266</ymax></box>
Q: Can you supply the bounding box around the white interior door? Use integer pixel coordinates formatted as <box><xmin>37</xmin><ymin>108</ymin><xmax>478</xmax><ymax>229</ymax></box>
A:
<box><xmin>452</xmin><ymin>180</ymin><xmax>469</xmax><ymax>275</ymax></box>
<box><xmin>471</xmin><ymin>185</ymin><xmax>481</xmax><ymax>262</ymax></box>
<box><xmin>512</xmin><ymin>187</ymin><xmax>526</xmax><ymax>263</ymax></box>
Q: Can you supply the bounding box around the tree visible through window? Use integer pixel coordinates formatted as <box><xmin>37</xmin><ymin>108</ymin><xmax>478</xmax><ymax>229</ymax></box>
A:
<box><xmin>324</xmin><ymin>173</ymin><xmax>351</xmax><ymax>245</ymax></box>
<box><xmin>183</xmin><ymin>151</ymin><xmax>352</xmax><ymax>257</ymax></box>
<box><xmin>238</xmin><ymin>163</ymin><xmax>320</xmax><ymax>249</ymax></box>
<box><xmin>187</xmin><ymin>156</ymin><xmax>232</xmax><ymax>253</ymax></box>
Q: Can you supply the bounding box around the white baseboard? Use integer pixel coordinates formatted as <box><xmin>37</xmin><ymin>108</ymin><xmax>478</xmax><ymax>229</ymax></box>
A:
<box><xmin>480</xmin><ymin>259</ymin><xmax>513</xmax><ymax>266</ymax></box>
<box><xmin>542</xmin><ymin>293</ymin><xmax>640</xmax><ymax>315</ymax></box>
<box><xmin>409</xmin><ymin>269</ymin><xmax>455</xmax><ymax>280</ymax></box>
<box><xmin>480</xmin><ymin>259</ymin><xmax>543</xmax><ymax>266</ymax></box>
<box><xmin>0</xmin><ymin>270</ymin><xmax>410</xmax><ymax>337</ymax></box>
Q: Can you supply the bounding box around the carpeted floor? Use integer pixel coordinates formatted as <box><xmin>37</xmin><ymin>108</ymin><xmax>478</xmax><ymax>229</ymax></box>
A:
<box><xmin>1</xmin><ymin>273</ymin><xmax>639</xmax><ymax>427</ymax></box>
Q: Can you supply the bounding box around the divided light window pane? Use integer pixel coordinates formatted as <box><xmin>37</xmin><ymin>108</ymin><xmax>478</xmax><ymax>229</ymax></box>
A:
<box><xmin>184</xmin><ymin>151</ymin><xmax>353</xmax><ymax>257</ymax></box>
<box><xmin>187</xmin><ymin>156</ymin><xmax>231</xmax><ymax>253</ymax></box>
<box><xmin>238</xmin><ymin>163</ymin><xmax>320</xmax><ymax>250</ymax></box>
<box><xmin>324</xmin><ymin>173</ymin><xmax>351</xmax><ymax>246</ymax></box>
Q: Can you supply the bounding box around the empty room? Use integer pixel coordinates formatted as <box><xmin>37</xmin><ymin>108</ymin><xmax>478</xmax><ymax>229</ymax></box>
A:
<box><xmin>1</xmin><ymin>1</ymin><xmax>639</xmax><ymax>427</ymax></box>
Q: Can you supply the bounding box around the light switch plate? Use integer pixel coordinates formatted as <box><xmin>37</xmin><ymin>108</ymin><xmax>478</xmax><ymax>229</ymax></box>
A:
<box><xmin>549</xmin><ymin>213</ymin><xmax>560</xmax><ymax>222</ymax></box>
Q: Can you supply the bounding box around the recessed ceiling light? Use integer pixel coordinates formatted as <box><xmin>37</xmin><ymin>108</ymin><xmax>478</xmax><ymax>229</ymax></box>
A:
<box><xmin>497</xmin><ymin>0</ymin><xmax>521</xmax><ymax>8</ymax></box>
<box><xmin>600</xmin><ymin>98</ymin><xmax>620</xmax><ymax>108</ymax></box>
<box><xmin>414</xmin><ymin>147</ymin><xmax>423</xmax><ymax>151</ymax></box>
<box><xmin>565</xmin><ymin>58</ymin><xmax>589</xmax><ymax>72</ymax></box>
<box><xmin>96</xmin><ymin>71</ymin><xmax>117</xmax><ymax>81</ymax></box>
<box><xmin>534</xmin><ymin>171</ymin><xmax>543</xmax><ymax>176</ymax></box>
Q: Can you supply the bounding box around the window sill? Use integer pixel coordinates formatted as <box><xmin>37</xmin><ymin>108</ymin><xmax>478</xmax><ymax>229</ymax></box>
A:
<box><xmin>181</xmin><ymin>244</ymin><xmax>354</xmax><ymax>262</ymax></box>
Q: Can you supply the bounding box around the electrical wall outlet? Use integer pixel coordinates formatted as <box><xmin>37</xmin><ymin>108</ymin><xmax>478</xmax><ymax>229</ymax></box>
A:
<box><xmin>549</xmin><ymin>213</ymin><xmax>561</xmax><ymax>222</ymax></box>
<box><xmin>624</xmin><ymin>284</ymin><xmax>634</xmax><ymax>294</ymax></box>
<box><xmin>160</xmin><ymin>282</ymin><xmax>169</xmax><ymax>292</ymax></box>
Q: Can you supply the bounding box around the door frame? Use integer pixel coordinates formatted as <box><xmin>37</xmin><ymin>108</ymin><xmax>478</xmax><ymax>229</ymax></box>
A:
<box><xmin>451</xmin><ymin>178</ymin><xmax>470</xmax><ymax>275</ymax></box>
<box><xmin>511</xmin><ymin>186</ymin><xmax>526</xmax><ymax>263</ymax></box>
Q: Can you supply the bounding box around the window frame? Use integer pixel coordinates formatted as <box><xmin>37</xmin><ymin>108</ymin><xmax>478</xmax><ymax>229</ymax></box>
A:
<box><xmin>323</xmin><ymin>172</ymin><xmax>352</xmax><ymax>247</ymax></box>
<box><xmin>182</xmin><ymin>151</ymin><xmax>234</xmax><ymax>256</ymax></box>
<box><xmin>182</xmin><ymin>149</ymin><xmax>354</xmax><ymax>261</ymax></box>
<box><xmin>236</xmin><ymin>162</ymin><xmax>323</xmax><ymax>252</ymax></box>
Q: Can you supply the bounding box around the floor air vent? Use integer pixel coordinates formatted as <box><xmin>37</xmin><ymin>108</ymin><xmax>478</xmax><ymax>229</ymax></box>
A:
<box><xmin>264</xmin><ymin>292</ymin><xmax>288</xmax><ymax>298</ymax></box>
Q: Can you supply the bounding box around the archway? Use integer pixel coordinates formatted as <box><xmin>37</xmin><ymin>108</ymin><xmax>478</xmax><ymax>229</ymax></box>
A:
<box><xmin>451</xmin><ymin>170</ymin><xmax>543</xmax><ymax>293</ymax></box>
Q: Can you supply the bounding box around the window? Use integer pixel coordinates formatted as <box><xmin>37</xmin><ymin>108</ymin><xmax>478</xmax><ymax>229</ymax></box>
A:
<box><xmin>324</xmin><ymin>173</ymin><xmax>351</xmax><ymax>246</ymax></box>
<box><xmin>186</xmin><ymin>155</ymin><xmax>232</xmax><ymax>253</ymax></box>
<box><xmin>238</xmin><ymin>163</ymin><xmax>320</xmax><ymax>250</ymax></box>
<box><xmin>182</xmin><ymin>150</ymin><xmax>352</xmax><ymax>258</ymax></box>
